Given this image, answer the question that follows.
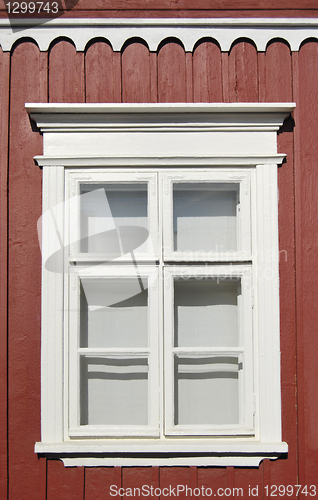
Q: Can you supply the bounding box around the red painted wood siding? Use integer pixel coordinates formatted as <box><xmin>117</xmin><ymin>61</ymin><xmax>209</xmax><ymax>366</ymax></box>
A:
<box><xmin>1</xmin><ymin>20</ymin><xmax>318</xmax><ymax>500</ymax></box>
<box><xmin>1</xmin><ymin>1</ymin><xmax>318</xmax><ymax>19</ymax></box>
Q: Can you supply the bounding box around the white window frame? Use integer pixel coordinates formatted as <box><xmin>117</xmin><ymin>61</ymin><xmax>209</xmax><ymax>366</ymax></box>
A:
<box><xmin>162</xmin><ymin>170</ymin><xmax>251</xmax><ymax>262</ymax></box>
<box><xmin>27</xmin><ymin>102</ymin><xmax>295</xmax><ymax>467</ymax></box>
<box><xmin>68</xmin><ymin>265</ymin><xmax>160</xmax><ymax>438</ymax></box>
<box><xmin>164</xmin><ymin>265</ymin><xmax>254</xmax><ymax>437</ymax></box>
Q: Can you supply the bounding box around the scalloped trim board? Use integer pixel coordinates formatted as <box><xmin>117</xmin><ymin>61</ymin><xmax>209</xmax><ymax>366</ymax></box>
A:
<box><xmin>0</xmin><ymin>18</ymin><xmax>318</xmax><ymax>52</ymax></box>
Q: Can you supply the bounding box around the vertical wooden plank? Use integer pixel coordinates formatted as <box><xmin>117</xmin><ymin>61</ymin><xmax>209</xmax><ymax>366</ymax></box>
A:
<box><xmin>150</xmin><ymin>52</ymin><xmax>158</xmax><ymax>103</ymax></box>
<box><xmin>197</xmin><ymin>468</ymin><xmax>226</xmax><ymax>497</ymax></box>
<box><xmin>189</xmin><ymin>466</ymin><xmax>197</xmax><ymax>492</ymax></box>
<box><xmin>122</xmin><ymin>39</ymin><xmax>151</xmax><ymax>102</ymax></box>
<box><xmin>262</xmin><ymin>39</ymin><xmax>298</xmax><ymax>497</ymax></box>
<box><xmin>233</xmin><ymin>467</ymin><xmax>263</xmax><ymax>499</ymax></box>
<box><xmin>47</xmin><ymin>35</ymin><xmax>85</xmax><ymax>500</ymax></box>
<box><xmin>228</xmin><ymin>40</ymin><xmax>258</xmax><ymax>102</ymax></box>
<box><xmin>8</xmin><ymin>41</ymin><xmax>47</xmax><ymax>500</ymax></box>
<box><xmin>85</xmin><ymin>39</ymin><xmax>116</xmax><ymax>103</ymax></box>
<box><xmin>0</xmin><ymin>46</ymin><xmax>9</xmax><ymax>500</ymax></box>
<box><xmin>258</xmin><ymin>52</ymin><xmax>266</xmax><ymax>102</ymax></box>
<box><xmin>297</xmin><ymin>40</ymin><xmax>318</xmax><ymax>487</ymax></box>
<box><xmin>49</xmin><ymin>39</ymin><xmax>85</xmax><ymax>102</ymax></box>
<box><xmin>158</xmin><ymin>39</ymin><xmax>186</xmax><ymax>103</ymax></box>
<box><xmin>47</xmin><ymin>460</ymin><xmax>84</xmax><ymax>500</ymax></box>
<box><xmin>113</xmin><ymin>52</ymin><xmax>122</xmax><ymax>103</ymax></box>
<box><xmin>185</xmin><ymin>52</ymin><xmax>193</xmax><ymax>102</ymax></box>
<box><xmin>193</xmin><ymin>39</ymin><xmax>222</xmax><ymax>102</ymax></box>
<box><xmin>85</xmin><ymin>467</ymin><xmax>122</xmax><ymax>500</ymax></box>
<box><xmin>122</xmin><ymin>468</ymin><xmax>159</xmax><ymax>499</ymax></box>
<box><xmin>226</xmin><ymin>466</ymin><xmax>234</xmax><ymax>499</ymax></box>
<box><xmin>221</xmin><ymin>52</ymin><xmax>230</xmax><ymax>103</ymax></box>
<box><xmin>160</xmin><ymin>467</ymin><xmax>191</xmax><ymax>499</ymax></box>
<box><xmin>264</xmin><ymin>40</ymin><xmax>293</xmax><ymax>102</ymax></box>
<box><xmin>228</xmin><ymin>40</ymin><xmax>261</xmax><ymax>498</ymax></box>
<box><xmin>292</xmin><ymin>50</ymin><xmax>303</xmax><ymax>491</ymax></box>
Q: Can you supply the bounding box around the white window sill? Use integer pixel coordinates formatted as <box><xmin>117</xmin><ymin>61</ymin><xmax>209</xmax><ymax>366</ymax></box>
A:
<box><xmin>35</xmin><ymin>440</ymin><xmax>288</xmax><ymax>467</ymax></box>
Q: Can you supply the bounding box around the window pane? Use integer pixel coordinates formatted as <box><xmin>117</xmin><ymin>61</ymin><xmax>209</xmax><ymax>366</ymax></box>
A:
<box><xmin>173</xmin><ymin>183</ymin><xmax>238</xmax><ymax>253</ymax></box>
<box><xmin>80</xmin><ymin>184</ymin><xmax>148</xmax><ymax>255</ymax></box>
<box><xmin>174</xmin><ymin>279</ymin><xmax>239</xmax><ymax>348</ymax></box>
<box><xmin>80</xmin><ymin>279</ymin><xmax>148</xmax><ymax>348</ymax></box>
<box><xmin>80</xmin><ymin>357</ymin><xmax>148</xmax><ymax>426</ymax></box>
<box><xmin>174</xmin><ymin>356</ymin><xmax>239</xmax><ymax>426</ymax></box>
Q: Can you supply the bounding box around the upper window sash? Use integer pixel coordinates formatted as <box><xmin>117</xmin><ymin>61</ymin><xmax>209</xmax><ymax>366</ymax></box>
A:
<box><xmin>66</xmin><ymin>171</ymin><xmax>159</xmax><ymax>264</ymax></box>
<box><xmin>162</xmin><ymin>171</ymin><xmax>251</xmax><ymax>262</ymax></box>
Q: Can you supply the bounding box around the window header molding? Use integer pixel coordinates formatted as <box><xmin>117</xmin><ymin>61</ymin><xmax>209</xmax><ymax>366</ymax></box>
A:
<box><xmin>27</xmin><ymin>102</ymin><xmax>294</xmax><ymax>131</ymax></box>
<box><xmin>1</xmin><ymin>18</ymin><xmax>318</xmax><ymax>52</ymax></box>
<box><xmin>27</xmin><ymin>103</ymin><xmax>294</xmax><ymax>161</ymax></box>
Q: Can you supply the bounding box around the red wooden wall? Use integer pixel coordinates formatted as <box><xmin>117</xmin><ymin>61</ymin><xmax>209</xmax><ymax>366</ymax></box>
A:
<box><xmin>0</xmin><ymin>3</ymin><xmax>318</xmax><ymax>499</ymax></box>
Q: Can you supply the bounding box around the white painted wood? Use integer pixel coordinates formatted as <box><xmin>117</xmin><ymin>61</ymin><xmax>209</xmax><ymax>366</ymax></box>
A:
<box><xmin>40</xmin><ymin>166</ymin><xmax>65</xmax><ymax>443</ymax></box>
<box><xmin>59</xmin><ymin>456</ymin><xmax>280</xmax><ymax>467</ymax></box>
<box><xmin>35</xmin><ymin>439</ymin><xmax>289</xmax><ymax>466</ymax></box>
<box><xmin>67</xmin><ymin>170</ymin><xmax>158</xmax><ymax>261</ymax></box>
<box><xmin>26</xmin><ymin>102</ymin><xmax>295</xmax><ymax>115</ymax></box>
<box><xmin>68</xmin><ymin>266</ymin><xmax>159</xmax><ymax>437</ymax></box>
<box><xmin>1</xmin><ymin>18</ymin><xmax>318</xmax><ymax>52</ymax></box>
<box><xmin>254</xmin><ymin>164</ymin><xmax>282</xmax><ymax>443</ymax></box>
<box><xmin>35</xmin><ymin>439</ymin><xmax>288</xmax><ymax>454</ymax></box>
<box><xmin>34</xmin><ymin>154</ymin><xmax>287</xmax><ymax>168</ymax></box>
<box><xmin>162</xmin><ymin>170</ymin><xmax>251</xmax><ymax>262</ymax></box>
<box><xmin>33</xmin><ymin>103</ymin><xmax>289</xmax><ymax>465</ymax></box>
<box><xmin>164</xmin><ymin>266</ymin><xmax>253</xmax><ymax>437</ymax></box>
<box><xmin>26</xmin><ymin>103</ymin><xmax>293</xmax><ymax>159</ymax></box>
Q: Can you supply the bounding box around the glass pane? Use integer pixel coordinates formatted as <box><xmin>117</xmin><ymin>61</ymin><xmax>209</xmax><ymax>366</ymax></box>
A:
<box><xmin>80</xmin><ymin>357</ymin><xmax>148</xmax><ymax>426</ymax></box>
<box><xmin>173</xmin><ymin>183</ymin><xmax>238</xmax><ymax>253</ymax></box>
<box><xmin>174</xmin><ymin>279</ymin><xmax>239</xmax><ymax>348</ymax></box>
<box><xmin>80</xmin><ymin>184</ymin><xmax>148</xmax><ymax>255</ymax></box>
<box><xmin>174</xmin><ymin>356</ymin><xmax>239</xmax><ymax>426</ymax></box>
<box><xmin>80</xmin><ymin>278</ymin><xmax>148</xmax><ymax>348</ymax></box>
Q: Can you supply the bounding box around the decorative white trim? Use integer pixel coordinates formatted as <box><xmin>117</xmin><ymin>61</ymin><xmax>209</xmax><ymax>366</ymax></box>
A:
<box><xmin>30</xmin><ymin>103</ymin><xmax>292</xmax><ymax>467</ymax></box>
<box><xmin>40</xmin><ymin>165</ymin><xmax>65</xmax><ymax>443</ymax></box>
<box><xmin>34</xmin><ymin>155</ymin><xmax>287</xmax><ymax>168</ymax></box>
<box><xmin>60</xmin><ymin>456</ymin><xmax>281</xmax><ymax>467</ymax></box>
<box><xmin>35</xmin><ymin>439</ymin><xmax>288</xmax><ymax>454</ymax></box>
<box><xmin>26</xmin><ymin>102</ymin><xmax>295</xmax><ymax>114</ymax></box>
<box><xmin>1</xmin><ymin>18</ymin><xmax>318</xmax><ymax>52</ymax></box>
<box><xmin>34</xmin><ymin>440</ymin><xmax>288</xmax><ymax>467</ymax></box>
<box><xmin>27</xmin><ymin>103</ymin><xmax>294</xmax><ymax>159</ymax></box>
<box><xmin>36</xmin><ymin>441</ymin><xmax>288</xmax><ymax>466</ymax></box>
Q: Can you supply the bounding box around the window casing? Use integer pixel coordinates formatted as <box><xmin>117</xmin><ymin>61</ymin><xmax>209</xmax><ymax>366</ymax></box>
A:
<box><xmin>27</xmin><ymin>103</ymin><xmax>294</xmax><ymax>466</ymax></box>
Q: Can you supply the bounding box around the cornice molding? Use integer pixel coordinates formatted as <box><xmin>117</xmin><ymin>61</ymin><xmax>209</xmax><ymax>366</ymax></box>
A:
<box><xmin>27</xmin><ymin>102</ymin><xmax>295</xmax><ymax>133</ymax></box>
<box><xmin>33</xmin><ymin>155</ymin><xmax>287</xmax><ymax>168</ymax></box>
<box><xmin>1</xmin><ymin>17</ymin><xmax>318</xmax><ymax>52</ymax></box>
<box><xmin>27</xmin><ymin>102</ymin><xmax>295</xmax><ymax>160</ymax></box>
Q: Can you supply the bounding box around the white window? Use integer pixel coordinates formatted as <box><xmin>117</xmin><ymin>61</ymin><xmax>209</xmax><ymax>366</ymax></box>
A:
<box><xmin>27</xmin><ymin>103</ymin><xmax>294</xmax><ymax>467</ymax></box>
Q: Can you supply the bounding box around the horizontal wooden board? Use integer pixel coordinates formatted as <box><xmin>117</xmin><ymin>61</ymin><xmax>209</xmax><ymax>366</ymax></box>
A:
<box><xmin>1</xmin><ymin>0</ymin><xmax>318</xmax><ymax>10</ymax></box>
